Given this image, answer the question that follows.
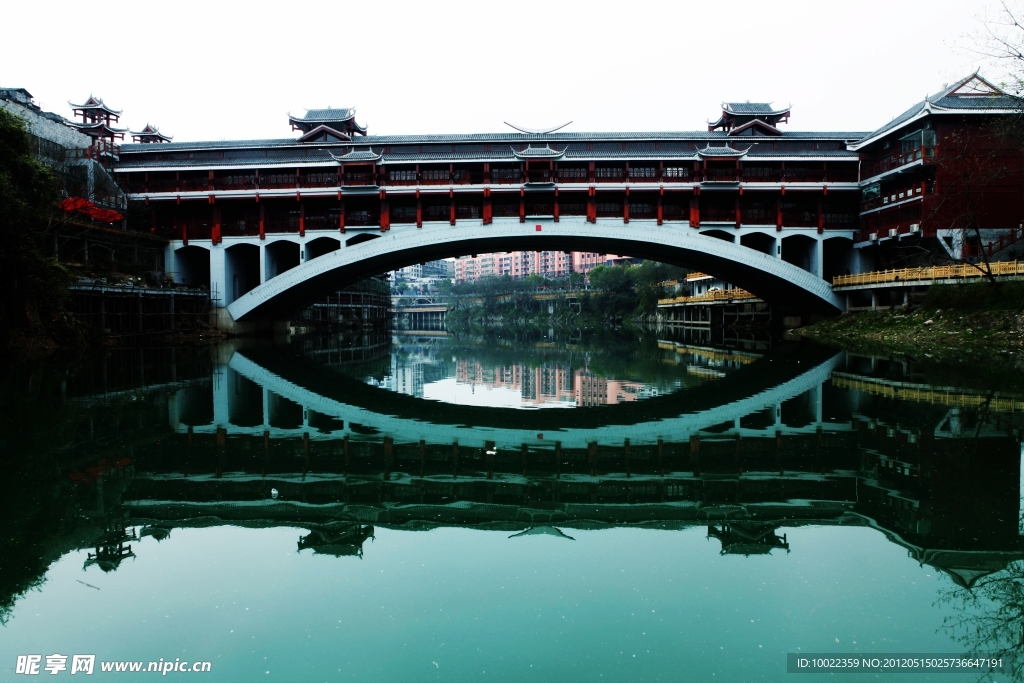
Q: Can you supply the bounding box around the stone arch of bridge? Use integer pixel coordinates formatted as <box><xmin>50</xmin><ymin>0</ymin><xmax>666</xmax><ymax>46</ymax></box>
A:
<box><xmin>221</xmin><ymin>219</ymin><xmax>842</xmax><ymax>322</ymax></box>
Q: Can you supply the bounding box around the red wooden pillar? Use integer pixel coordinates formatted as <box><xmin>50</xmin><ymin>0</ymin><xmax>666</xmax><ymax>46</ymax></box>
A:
<box><xmin>483</xmin><ymin>162</ymin><xmax>491</xmax><ymax>185</ymax></box>
<box><xmin>587</xmin><ymin>186</ymin><xmax>596</xmax><ymax>223</ymax></box>
<box><xmin>553</xmin><ymin>188</ymin><xmax>560</xmax><ymax>222</ymax></box>
<box><xmin>208</xmin><ymin>169</ymin><xmax>214</xmax><ymax>191</ymax></box>
<box><xmin>689</xmin><ymin>188</ymin><xmax>700</xmax><ymax>228</ymax></box>
<box><xmin>735</xmin><ymin>192</ymin><xmax>741</xmax><ymax>228</ymax></box>
<box><xmin>258</xmin><ymin>196</ymin><xmax>265</xmax><ymax>240</ymax></box>
<box><xmin>623</xmin><ymin>187</ymin><xmax>630</xmax><ymax>224</ymax></box>
<box><xmin>415</xmin><ymin>189</ymin><xmax>422</xmax><ymax>228</ymax></box>
<box><xmin>588</xmin><ymin>161</ymin><xmax>595</xmax><ymax>184</ymax></box>
<box><xmin>776</xmin><ymin>189</ymin><xmax>783</xmax><ymax>232</ymax></box>
<box><xmin>450</xmin><ymin>188</ymin><xmax>456</xmax><ymax>226</ymax></box>
<box><xmin>212</xmin><ymin>204</ymin><xmax>222</xmax><ymax>245</ymax></box>
<box><xmin>519</xmin><ymin>188</ymin><xmax>526</xmax><ymax>223</ymax></box>
<box><xmin>298</xmin><ymin>197</ymin><xmax>305</xmax><ymax>237</ymax></box>
<box><xmin>483</xmin><ymin>188</ymin><xmax>492</xmax><ymax>224</ymax></box>
<box><xmin>338</xmin><ymin>193</ymin><xmax>346</xmax><ymax>233</ymax></box>
<box><xmin>380</xmin><ymin>189</ymin><xmax>390</xmax><ymax>232</ymax></box>
<box><xmin>657</xmin><ymin>187</ymin><xmax>664</xmax><ymax>225</ymax></box>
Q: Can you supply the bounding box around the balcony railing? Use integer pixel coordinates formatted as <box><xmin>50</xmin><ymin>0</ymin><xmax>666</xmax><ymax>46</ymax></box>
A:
<box><xmin>343</xmin><ymin>173</ymin><xmax>376</xmax><ymax>186</ymax></box>
<box><xmin>491</xmin><ymin>171</ymin><xmax>521</xmax><ymax>184</ymax></box>
<box><xmin>214</xmin><ymin>177</ymin><xmax>257</xmax><ymax>191</ymax></box>
<box><xmin>862</xmin><ymin>146</ymin><xmax>936</xmax><ymax>179</ymax></box>
<box><xmin>594</xmin><ymin>170</ymin><xmax>625</xmax><ymax>183</ymax></box>
<box><xmin>740</xmin><ymin>168</ymin><xmax>782</xmax><ymax>183</ymax></box>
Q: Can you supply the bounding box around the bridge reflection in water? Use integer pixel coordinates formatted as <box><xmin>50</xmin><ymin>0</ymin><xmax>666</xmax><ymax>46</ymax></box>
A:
<box><xmin>6</xmin><ymin>335</ymin><xmax>1024</xmax><ymax>680</ymax></box>
<box><xmin>91</xmin><ymin>338</ymin><xmax>1019</xmax><ymax>591</ymax></box>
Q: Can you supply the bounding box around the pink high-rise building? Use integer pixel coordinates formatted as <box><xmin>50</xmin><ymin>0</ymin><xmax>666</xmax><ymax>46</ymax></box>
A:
<box><xmin>454</xmin><ymin>251</ymin><xmax>630</xmax><ymax>283</ymax></box>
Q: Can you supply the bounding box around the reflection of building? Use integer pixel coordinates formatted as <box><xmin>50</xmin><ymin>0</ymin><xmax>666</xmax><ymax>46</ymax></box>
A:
<box><xmin>707</xmin><ymin>522</ymin><xmax>789</xmax><ymax>556</ymax></box>
<box><xmin>453</xmin><ymin>360</ymin><xmax>648</xmax><ymax>406</ymax></box>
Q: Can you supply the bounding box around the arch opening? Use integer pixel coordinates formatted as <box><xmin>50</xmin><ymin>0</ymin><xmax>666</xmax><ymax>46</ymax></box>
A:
<box><xmin>306</xmin><ymin>236</ymin><xmax>341</xmax><ymax>261</ymax></box>
<box><xmin>265</xmin><ymin>240</ymin><xmax>300</xmax><ymax>280</ymax></box>
<box><xmin>226</xmin><ymin>221</ymin><xmax>841</xmax><ymax>321</ymax></box>
<box><xmin>224</xmin><ymin>243</ymin><xmax>259</xmax><ymax>305</ymax></box>
<box><xmin>172</xmin><ymin>245</ymin><xmax>211</xmax><ymax>289</ymax></box>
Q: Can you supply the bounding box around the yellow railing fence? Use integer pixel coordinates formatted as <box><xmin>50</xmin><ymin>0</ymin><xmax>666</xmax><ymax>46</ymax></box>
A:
<box><xmin>833</xmin><ymin>261</ymin><xmax>1024</xmax><ymax>287</ymax></box>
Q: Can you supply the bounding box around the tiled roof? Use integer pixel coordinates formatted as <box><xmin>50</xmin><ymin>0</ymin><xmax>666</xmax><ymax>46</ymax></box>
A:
<box><xmin>292</xmin><ymin>107</ymin><xmax>356</xmax><ymax>122</ymax></box>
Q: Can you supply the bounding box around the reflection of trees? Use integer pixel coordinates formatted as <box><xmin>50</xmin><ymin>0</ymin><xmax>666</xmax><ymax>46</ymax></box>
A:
<box><xmin>938</xmin><ymin>560</ymin><xmax>1024</xmax><ymax>681</ymax></box>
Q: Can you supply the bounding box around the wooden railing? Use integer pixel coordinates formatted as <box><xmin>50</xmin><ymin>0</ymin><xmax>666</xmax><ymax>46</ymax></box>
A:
<box><xmin>658</xmin><ymin>288</ymin><xmax>758</xmax><ymax>306</ymax></box>
<box><xmin>833</xmin><ymin>261</ymin><xmax>1024</xmax><ymax>287</ymax></box>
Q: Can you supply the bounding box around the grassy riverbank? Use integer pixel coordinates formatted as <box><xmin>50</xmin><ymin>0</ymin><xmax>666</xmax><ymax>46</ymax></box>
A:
<box><xmin>795</xmin><ymin>281</ymin><xmax>1024</xmax><ymax>360</ymax></box>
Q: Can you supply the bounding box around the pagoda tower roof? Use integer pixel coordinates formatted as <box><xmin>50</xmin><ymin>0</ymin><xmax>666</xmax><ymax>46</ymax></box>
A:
<box><xmin>130</xmin><ymin>123</ymin><xmax>172</xmax><ymax>143</ymax></box>
<box><xmin>290</xmin><ymin>107</ymin><xmax>367</xmax><ymax>136</ymax></box>
<box><xmin>70</xmin><ymin>95</ymin><xmax>122</xmax><ymax>118</ymax></box>
<box><xmin>709</xmin><ymin>101</ymin><xmax>791</xmax><ymax>132</ymax></box>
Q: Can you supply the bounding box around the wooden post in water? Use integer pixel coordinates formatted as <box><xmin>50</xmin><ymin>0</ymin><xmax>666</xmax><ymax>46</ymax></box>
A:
<box><xmin>624</xmin><ymin>439</ymin><xmax>630</xmax><ymax>477</ymax></box>
<box><xmin>187</xmin><ymin>424</ymin><xmax>193</xmax><ymax>447</ymax></box>
<box><xmin>343</xmin><ymin>435</ymin><xmax>350</xmax><ymax>475</ymax></box>
<box><xmin>419</xmin><ymin>439</ymin><xmax>425</xmax><ymax>477</ymax></box>
<box><xmin>521</xmin><ymin>443</ymin><xmax>528</xmax><ymax>475</ymax></box>
<box><xmin>452</xmin><ymin>441</ymin><xmax>459</xmax><ymax>478</ymax></box>
<box><xmin>657</xmin><ymin>438</ymin><xmax>664</xmax><ymax>476</ymax></box>
<box><xmin>383</xmin><ymin>436</ymin><xmax>393</xmax><ymax>481</ymax></box>
<box><xmin>485</xmin><ymin>441</ymin><xmax>495</xmax><ymax>480</ymax></box>
<box><xmin>690</xmin><ymin>435</ymin><xmax>700</xmax><ymax>476</ymax></box>
<box><xmin>555</xmin><ymin>441</ymin><xmax>562</xmax><ymax>478</ymax></box>
<box><xmin>588</xmin><ymin>441</ymin><xmax>597</xmax><ymax>477</ymax></box>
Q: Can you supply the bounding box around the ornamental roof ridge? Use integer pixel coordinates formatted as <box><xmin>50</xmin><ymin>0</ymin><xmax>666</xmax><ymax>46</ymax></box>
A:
<box><xmin>504</xmin><ymin>121</ymin><xmax>573</xmax><ymax>135</ymax></box>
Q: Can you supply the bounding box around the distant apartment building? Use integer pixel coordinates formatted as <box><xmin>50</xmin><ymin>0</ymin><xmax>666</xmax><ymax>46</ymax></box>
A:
<box><xmin>454</xmin><ymin>251</ymin><xmax>631</xmax><ymax>283</ymax></box>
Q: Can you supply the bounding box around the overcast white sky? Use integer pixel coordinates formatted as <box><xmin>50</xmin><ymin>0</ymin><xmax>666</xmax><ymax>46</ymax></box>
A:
<box><xmin>0</xmin><ymin>0</ymin><xmax>1009</xmax><ymax>142</ymax></box>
